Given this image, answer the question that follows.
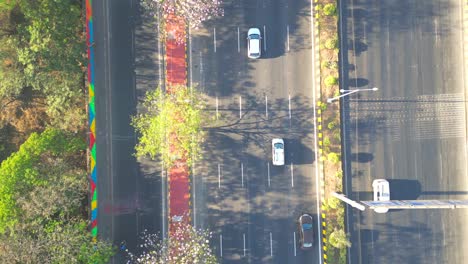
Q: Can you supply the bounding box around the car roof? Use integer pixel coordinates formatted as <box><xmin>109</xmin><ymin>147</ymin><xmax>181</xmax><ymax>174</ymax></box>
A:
<box><xmin>249</xmin><ymin>39</ymin><xmax>260</xmax><ymax>54</ymax></box>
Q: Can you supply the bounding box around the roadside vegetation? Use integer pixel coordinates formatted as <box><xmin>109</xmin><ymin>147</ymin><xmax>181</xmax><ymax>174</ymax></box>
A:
<box><xmin>315</xmin><ymin>1</ymin><xmax>351</xmax><ymax>263</ymax></box>
<box><xmin>126</xmin><ymin>221</ymin><xmax>217</xmax><ymax>263</ymax></box>
<box><xmin>132</xmin><ymin>85</ymin><xmax>212</xmax><ymax>169</ymax></box>
<box><xmin>0</xmin><ymin>1</ymin><xmax>113</xmax><ymax>262</ymax></box>
<box><xmin>141</xmin><ymin>0</ymin><xmax>224</xmax><ymax>43</ymax></box>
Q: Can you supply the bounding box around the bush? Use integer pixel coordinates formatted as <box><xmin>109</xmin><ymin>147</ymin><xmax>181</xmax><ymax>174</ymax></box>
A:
<box><xmin>335</xmin><ymin>170</ymin><xmax>343</xmax><ymax>179</ymax></box>
<box><xmin>328</xmin><ymin>121</ymin><xmax>337</xmax><ymax>130</ymax></box>
<box><xmin>325</xmin><ymin>37</ymin><xmax>339</xmax><ymax>49</ymax></box>
<box><xmin>333</xmin><ymin>129</ymin><xmax>341</xmax><ymax>141</ymax></box>
<box><xmin>317</xmin><ymin>101</ymin><xmax>328</xmax><ymax>111</ymax></box>
<box><xmin>323</xmin><ymin>3</ymin><xmax>337</xmax><ymax>16</ymax></box>
<box><xmin>323</xmin><ymin>137</ymin><xmax>331</xmax><ymax>147</ymax></box>
<box><xmin>327</xmin><ymin>152</ymin><xmax>340</xmax><ymax>164</ymax></box>
<box><xmin>329</xmin><ymin>229</ymin><xmax>351</xmax><ymax>249</ymax></box>
<box><xmin>325</xmin><ymin>76</ymin><xmax>338</xmax><ymax>86</ymax></box>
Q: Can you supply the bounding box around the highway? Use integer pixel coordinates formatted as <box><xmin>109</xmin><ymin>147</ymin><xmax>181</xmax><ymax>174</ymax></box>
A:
<box><xmin>190</xmin><ymin>0</ymin><xmax>320</xmax><ymax>263</ymax></box>
<box><xmin>340</xmin><ymin>0</ymin><xmax>468</xmax><ymax>263</ymax></box>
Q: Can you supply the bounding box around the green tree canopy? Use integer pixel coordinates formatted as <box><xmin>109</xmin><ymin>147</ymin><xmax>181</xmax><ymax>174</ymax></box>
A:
<box><xmin>0</xmin><ymin>0</ymin><xmax>85</xmax><ymax>116</ymax></box>
<box><xmin>0</xmin><ymin>128</ymin><xmax>85</xmax><ymax>233</ymax></box>
<box><xmin>132</xmin><ymin>86</ymin><xmax>207</xmax><ymax>168</ymax></box>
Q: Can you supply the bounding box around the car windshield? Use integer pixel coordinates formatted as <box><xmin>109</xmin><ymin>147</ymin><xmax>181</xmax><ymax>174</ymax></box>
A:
<box><xmin>274</xmin><ymin>143</ymin><xmax>283</xmax><ymax>149</ymax></box>
<box><xmin>249</xmin><ymin>34</ymin><xmax>260</xmax><ymax>40</ymax></box>
<box><xmin>302</xmin><ymin>223</ymin><xmax>312</xmax><ymax>230</ymax></box>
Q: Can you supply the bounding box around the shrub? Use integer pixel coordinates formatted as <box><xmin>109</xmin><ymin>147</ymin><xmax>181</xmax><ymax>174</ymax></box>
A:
<box><xmin>325</xmin><ymin>76</ymin><xmax>338</xmax><ymax>86</ymax></box>
<box><xmin>333</xmin><ymin>129</ymin><xmax>341</xmax><ymax>141</ymax></box>
<box><xmin>325</xmin><ymin>37</ymin><xmax>339</xmax><ymax>49</ymax></box>
<box><xmin>335</xmin><ymin>170</ymin><xmax>343</xmax><ymax>179</ymax></box>
<box><xmin>328</xmin><ymin>120</ymin><xmax>337</xmax><ymax>130</ymax></box>
<box><xmin>323</xmin><ymin>137</ymin><xmax>331</xmax><ymax>147</ymax></box>
<box><xmin>327</xmin><ymin>152</ymin><xmax>340</xmax><ymax>164</ymax></box>
<box><xmin>329</xmin><ymin>229</ymin><xmax>351</xmax><ymax>249</ymax></box>
<box><xmin>323</xmin><ymin>3</ymin><xmax>337</xmax><ymax>16</ymax></box>
<box><xmin>317</xmin><ymin>101</ymin><xmax>328</xmax><ymax>111</ymax></box>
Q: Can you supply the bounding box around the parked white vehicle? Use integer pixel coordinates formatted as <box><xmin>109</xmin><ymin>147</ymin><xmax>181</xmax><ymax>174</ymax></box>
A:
<box><xmin>247</xmin><ymin>28</ymin><xmax>261</xmax><ymax>59</ymax></box>
<box><xmin>272</xmin><ymin>138</ymin><xmax>285</xmax><ymax>166</ymax></box>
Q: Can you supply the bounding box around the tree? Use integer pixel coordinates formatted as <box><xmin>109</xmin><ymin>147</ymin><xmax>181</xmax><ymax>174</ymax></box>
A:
<box><xmin>132</xmin><ymin>86</ymin><xmax>207</xmax><ymax>168</ymax></box>
<box><xmin>0</xmin><ymin>0</ymin><xmax>85</xmax><ymax>117</ymax></box>
<box><xmin>0</xmin><ymin>220</ymin><xmax>115</xmax><ymax>264</ymax></box>
<box><xmin>329</xmin><ymin>229</ymin><xmax>351</xmax><ymax>249</ymax></box>
<box><xmin>142</xmin><ymin>0</ymin><xmax>224</xmax><ymax>43</ymax></box>
<box><xmin>126</xmin><ymin>223</ymin><xmax>217</xmax><ymax>264</ymax></box>
<box><xmin>0</xmin><ymin>128</ymin><xmax>85</xmax><ymax>233</ymax></box>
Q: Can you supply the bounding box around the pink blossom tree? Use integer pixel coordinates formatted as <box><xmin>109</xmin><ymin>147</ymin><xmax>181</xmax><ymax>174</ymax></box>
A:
<box><xmin>142</xmin><ymin>0</ymin><xmax>224</xmax><ymax>43</ymax></box>
<box><xmin>126</xmin><ymin>223</ymin><xmax>217</xmax><ymax>264</ymax></box>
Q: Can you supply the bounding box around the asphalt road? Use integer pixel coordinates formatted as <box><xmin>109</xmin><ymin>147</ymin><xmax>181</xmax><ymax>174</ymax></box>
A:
<box><xmin>93</xmin><ymin>0</ymin><xmax>163</xmax><ymax>262</ymax></box>
<box><xmin>190</xmin><ymin>0</ymin><xmax>320</xmax><ymax>263</ymax></box>
<box><xmin>341</xmin><ymin>0</ymin><xmax>468</xmax><ymax>263</ymax></box>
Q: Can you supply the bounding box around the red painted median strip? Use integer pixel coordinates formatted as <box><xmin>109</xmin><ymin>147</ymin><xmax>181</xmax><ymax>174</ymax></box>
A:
<box><xmin>165</xmin><ymin>14</ymin><xmax>191</xmax><ymax>230</ymax></box>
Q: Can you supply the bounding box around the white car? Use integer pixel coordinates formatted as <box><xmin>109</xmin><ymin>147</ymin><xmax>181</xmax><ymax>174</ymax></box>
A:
<box><xmin>272</xmin><ymin>138</ymin><xmax>285</xmax><ymax>166</ymax></box>
<box><xmin>372</xmin><ymin>179</ymin><xmax>390</xmax><ymax>201</ymax></box>
<box><xmin>247</xmin><ymin>28</ymin><xmax>261</xmax><ymax>59</ymax></box>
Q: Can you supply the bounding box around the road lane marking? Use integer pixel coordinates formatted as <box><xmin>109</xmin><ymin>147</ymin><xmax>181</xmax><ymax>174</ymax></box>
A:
<box><xmin>243</xmin><ymin>233</ymin><xmax>246</xmax><ymax>256</ymax></box>
<box><xmin>237</xmin><ymin>27</ymin><xmax>240</xmax><ymax>52</ymax></box>
<box><xmin>288</xmin><ymin>93</ymin><xmax>292</xmax><ymax>119</ymax></box>
<box><xmin>199</xmin><ymin>51</ymin><xmax>203</xmax><ymax>74</ymax></box>
<box><xmin>293</xmin><ymin>232</ymin><xmax>297</xmax><ymax>256</ymax></box>
<box><xmin>239</xmin><ymin>96</ymin><xmax>242</xmax><ymax>119</ymax></box>
<box><xmin>241</xmin><ymin>162</ymin><xmax>244</xmax><ymax>187</ymax></box>
<box><xmin>218</xmin><ymin>164</ymin><xmax>221</xmax><ymax>188</ymax></box>
<box><xmin>267</xmin><ymin>162</ymin><xmax>271</xmax><ymax>187</ymax></box>
<box><xmin>216</xmin><ymin>96</ymin><xmax>219</xmax><ymax>119</ymax></box>
<box><xmin>263</xmin><ymin>25</ymin><xmax>267</xmax><ymax>51</ymax></box>
<box><xmin>291</xmin><ymin>162</ymin><xmax>294</xmax><ymax>187</ymax></box>
<box><xmin>439</xmin><ymin>153</ymin><xmax>443</xmax><ymax>181</ymax></box>
<box><xmin>270</xmin><ymin>232</ymin><xmax>273</xmax><ymax>256</ymax></box>
<box><xmin>265</xmin><ymin>95</ymin><xmax>268</xmax><ymax>119</ymax></box>
<box><xmin>287</xmin><ymin>25</ymin><xmax>290</xmax><ymax>52</ymax></box>
<box><xmin>415</xmin><ymin>152</ymin><xmax>418</xmax><ymax>181</ymax></box>
<box><xmin>214</xmin><ymin>28</ymin><xmax>217</xmax><ymax>53</ymax></box>
<box><xmin>220</xmin><ymin>234</ymin><xmax>223</xmax><ymax>257</ymax></box>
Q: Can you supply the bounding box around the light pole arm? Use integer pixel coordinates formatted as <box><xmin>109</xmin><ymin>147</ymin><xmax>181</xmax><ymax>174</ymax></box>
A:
<box><xmin>327</xmin><ymin>87</ymin><xmax>378</xmax><ymax>103</ymax></box>
<box><xmin>327</xmin><ymin>90</ymin><xmax>359</xmax><ymax>103</ymax></box>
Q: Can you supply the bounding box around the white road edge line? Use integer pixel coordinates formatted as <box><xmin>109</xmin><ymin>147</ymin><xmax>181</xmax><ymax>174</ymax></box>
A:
<box><xmin>216</xmin><ymin>96</ymin><xmax>219</xmax><ymax>119</ymax></box>
<box><xmin>291</xmin><ymin>162</ymin><xmax>294</xmax><ymax>187</ymax></box>
<box><xmin>218</xmin><ymin>164</ymin><xmax>221</xmax><ymax>189</ymax></box>
<box><xmin>239</xmin><ymin>96</ymin><xmax>242</xmax><ymax>119</ymax></box>
<box><xmin>270</xmin><ymin>232</ymin><xmax>273</xmax><ymax>256</ymax></box>
<box><xmin>287</xmin><ymin>25</ymin><xmax>290</xmax><ymax>52</ymax></box>
<box><xmin>265</xmin><ymin>95</ymin><xmax>268</xmax><ymax>119</ymax></box>
<box><xmin>241</xmin><ymin>162</ymin><xmax>244</xmax><ymax>187</ymax></box>
<box><xmin>263</xmin><ymin>25</ymin><xmax>267</xmax><ymax>51</ymax></box>
<box><xmin>293</xmin><ymin>231</ymin><xmax>297</xmax><ymax>256</ymax></box>
<box><xmin>312</xmin><ymin>0</ymin><xmax>323</xmax><ymax>262</ymax></box>
<box><xmin>267</xmin><ymin>162</ymin><xmax>271</xmax><ymax>187</ymax></box>
<box><xmin>214</xmin><ymin>27</ymin><xmax>217</xmax><ymax>53</ymax></box>
<box><xmin>220</xmin><ymin>234</ymin><xmax>223</xmax><ymax>257</ymax></box>
<box><xmin>243</xmin><ymin>233</ymin><xmax>246</xmax><ymax>256</ymax></box>
<box><xmin>288</xmin><ymin>93</ymin><xmax>292</xmax><ymax>119</ymax></box>
<box><xmin>237</xmin><ymin>27</ymin><xmax>240</xmax><ymax>53</ymax></box>
<box><xmin>337</xmin><ymin>0</ymin><xmax>348</xmax><ymax>263</ymax></box>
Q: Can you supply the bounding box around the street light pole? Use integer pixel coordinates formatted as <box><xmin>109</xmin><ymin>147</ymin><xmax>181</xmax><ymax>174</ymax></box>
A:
<box><xmin>327</xmin><ymin>87</ymin><xmax>378</xmax><ymax>103</ymax></box>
